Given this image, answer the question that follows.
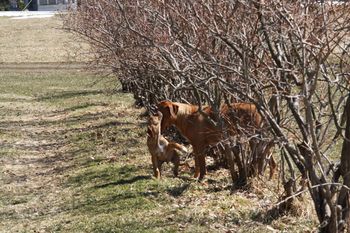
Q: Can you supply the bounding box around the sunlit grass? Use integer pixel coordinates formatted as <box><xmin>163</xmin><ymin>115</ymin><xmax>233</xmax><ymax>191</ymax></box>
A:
<box><xmin>0</xmin><ymin>15</ymin><xmax>320</xmax><ymax>233</ymax></box>
<box><xmin>0</xmin><ymin>69</ymin><xmax>319</xmax><ymax>232</ymax></box>
<box><xmin>0</xmin><ymin>16</ymin><xmax>88</xmax><ymax>63</ymax></box>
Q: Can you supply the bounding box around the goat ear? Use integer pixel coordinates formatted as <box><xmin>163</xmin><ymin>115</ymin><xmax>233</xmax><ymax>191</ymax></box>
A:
<box><xmin>157</xmin><ymin>111</ymin><xmax>163</xmax><ymax>119</ymax></box>
<box><xmin>147</xmin><ymin>126</ymin><xmax>153</xmax><ymax>137</ymax></box>
<box><xmin>173</xmin><ymin>104</ymin><xmax>179</xmax><ymax>115</ymax></box>
<box><xmin>170</xmin><ymin>104</ymin><xmax>179</xmax><ymax>117</ymax></box>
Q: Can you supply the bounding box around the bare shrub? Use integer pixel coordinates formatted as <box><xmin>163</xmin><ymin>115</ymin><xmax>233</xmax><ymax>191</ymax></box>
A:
<box><xmin>64</xmin><ymin>1</ymin><xmax>350</xmax><ymax>231</ymax></box>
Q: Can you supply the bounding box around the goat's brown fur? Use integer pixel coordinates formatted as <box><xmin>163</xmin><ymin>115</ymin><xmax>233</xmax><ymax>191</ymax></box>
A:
<box><xmin>147</xmin><ymin>112</ymin><xmax>188</xmax><ymax>178</ymax></box>
<box><xmin>157</xmin><ymin>100</ymin><xmax>275</xmax><ymax>180</ymax></box>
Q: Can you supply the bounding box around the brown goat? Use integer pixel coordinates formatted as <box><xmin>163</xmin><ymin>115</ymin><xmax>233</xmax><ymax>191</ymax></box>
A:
<box><xmin>147</xmin><ymin>111</ymin><xmax>188</xmax><ymax>178</ymax></box>
<box><xmin>157</xmin><ymin>100</ymin><xmax>275</xmax><ymax>180</ymax></box>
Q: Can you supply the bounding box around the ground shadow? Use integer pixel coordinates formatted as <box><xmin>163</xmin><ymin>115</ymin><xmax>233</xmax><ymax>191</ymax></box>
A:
<box><xmin>37</xmin><ymin>90</ymin><xmax>105</xmax><ymax>101</ymax></box>
<box><xmin>166</xmin><ymin>182</ymin><xmax>191</xmax><ymax>197</ymax></box>
<box><xmin>0</xmin><ymin>111</ymin><xmax>135</xmax><ymax>134</ymax></box>
<box><xmin>94</xmin><ymin>175</ymin><xmax>152</xmax><ymax>189</ymax></box>
<box><xmin>205</xmin><ymin>178</ymin><xmax>233</xmax><ymax>193</ymax></box>
<box><xmin>251</xmin><ymin>199</ymin><xmax>298</xmax><ymax>225</ymax></box>
<box><xmin>51</xmin><ymin>102</ymin><xmax>109</xmax><ymax>115</ymax></box>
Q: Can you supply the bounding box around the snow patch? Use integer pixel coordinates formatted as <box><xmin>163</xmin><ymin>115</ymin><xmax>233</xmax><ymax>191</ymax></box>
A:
<box><xmin>0</xmin><ymin>11</ymin><xmax>56</xmax><ymax>19</ymax></box>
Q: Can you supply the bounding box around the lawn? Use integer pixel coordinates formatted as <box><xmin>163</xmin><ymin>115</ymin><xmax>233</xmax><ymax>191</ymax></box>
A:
<box><xmin>0</xmin><ymin>15</ymin><xmax>87</xmax><ymax>64</ymax></box>
<box><xmin>0</xmin><ymin>16</ymin><xmax>318</xmax><ymax>232</ymax></box>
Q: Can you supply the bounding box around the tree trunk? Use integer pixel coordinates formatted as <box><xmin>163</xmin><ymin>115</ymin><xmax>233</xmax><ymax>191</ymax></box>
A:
<box><xmin>224</xmin><ymin>143</ymin><xmax>238</xmax><ymax>183</ymax></box>
<box><xmin>338</xmin><ymin>93</ymin><xmax>350</xmax><ymax>231</ymax></box>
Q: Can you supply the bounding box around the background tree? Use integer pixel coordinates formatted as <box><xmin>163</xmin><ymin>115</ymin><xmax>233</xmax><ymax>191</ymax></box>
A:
<box><xmin>0</xmin><ymin>0</ymin><xmax>10</xmax><ymax>11</ymax></box>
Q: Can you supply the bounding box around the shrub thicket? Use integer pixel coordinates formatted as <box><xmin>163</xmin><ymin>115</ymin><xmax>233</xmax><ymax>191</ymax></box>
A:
<box><xmin>64</xmin><ymin>1</ymin><xmax>350</xmax><ymax>232</ymax></box>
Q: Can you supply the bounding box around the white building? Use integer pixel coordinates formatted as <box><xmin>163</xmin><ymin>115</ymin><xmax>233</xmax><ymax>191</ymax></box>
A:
<box><xmin>9</xmin><ymin>0</ymin><xmax>78</xmax><ymax>11</ymax></box>
<box><xmin>37</xmin><ymin>0</ymin><xmax>77</xmax><ymax>11</ymax></box>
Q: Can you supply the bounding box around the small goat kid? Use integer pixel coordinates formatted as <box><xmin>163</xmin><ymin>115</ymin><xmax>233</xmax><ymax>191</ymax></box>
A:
<box><xmin>147</xmin><ymin>112</ymin><xmax>188</xmax><ymax>178</ymax></box>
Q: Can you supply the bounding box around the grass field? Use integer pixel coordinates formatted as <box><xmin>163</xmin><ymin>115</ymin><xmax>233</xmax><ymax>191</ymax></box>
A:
<box><xmin>0</xmin><ymin>16</ymin><xmax>87</xmax><ymax>64</ymax></box>
<box><xmin>0</xmin><ymin>16</ymin><xmax>318</xmax><ymax>232</ymax></box>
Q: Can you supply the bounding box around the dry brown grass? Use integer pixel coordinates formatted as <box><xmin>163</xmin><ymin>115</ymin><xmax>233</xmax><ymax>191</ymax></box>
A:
<box><xmin>0</xmin><ymin>16</ymin><xmax>88</xmax><ymax>63</ymax></box>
